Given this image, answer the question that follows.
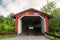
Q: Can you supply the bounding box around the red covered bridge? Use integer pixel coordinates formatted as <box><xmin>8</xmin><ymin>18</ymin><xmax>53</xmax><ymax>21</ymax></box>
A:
<box><xmin>12</xmin><ymin>8</ymin><xmax>53</xmax><ymax>35</ymax></box>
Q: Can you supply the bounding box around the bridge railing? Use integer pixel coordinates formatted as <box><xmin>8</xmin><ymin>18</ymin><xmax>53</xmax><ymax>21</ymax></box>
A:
<box><xmin>45</xmin><ymin>32</ymin><xmax>60</xmax><ymax>38</ymax></box>
<box><xmin>0</xmin><ymin>32</ymin><xmax>17</xmax><ymax>35</ymax></box>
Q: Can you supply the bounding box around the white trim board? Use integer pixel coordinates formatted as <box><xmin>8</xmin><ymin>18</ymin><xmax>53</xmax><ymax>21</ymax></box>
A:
<box><xmin>18</xmin><ymin>15</ymin><xmax>46</xmax><ymax>34</ymax></box>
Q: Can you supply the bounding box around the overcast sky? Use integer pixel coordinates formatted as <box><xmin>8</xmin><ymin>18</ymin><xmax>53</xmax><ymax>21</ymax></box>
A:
<box><xmin>0</xmin><ymin>0</ymin><xmax>60</xmax><ymax>17</ymax></box>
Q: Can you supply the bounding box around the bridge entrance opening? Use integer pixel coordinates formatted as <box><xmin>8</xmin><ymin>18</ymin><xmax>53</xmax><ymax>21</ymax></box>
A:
<box><xmin>21</xmin><ymin>16</ymin><xmax>45</xmax><ymax>36</ymax></box>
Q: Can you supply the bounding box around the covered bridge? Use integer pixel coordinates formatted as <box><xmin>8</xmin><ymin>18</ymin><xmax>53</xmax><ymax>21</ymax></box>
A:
<box><xmin>12</xmin><ymin>8</ymin><xmax>53</xmax><ymax>35</ymax></box>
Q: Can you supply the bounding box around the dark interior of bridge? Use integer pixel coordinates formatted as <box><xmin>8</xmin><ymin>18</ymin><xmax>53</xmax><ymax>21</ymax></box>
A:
<box><xmin>21</xmin><ymin>16</ymin><xmax>43</xmax><ymax>36</ymax></box>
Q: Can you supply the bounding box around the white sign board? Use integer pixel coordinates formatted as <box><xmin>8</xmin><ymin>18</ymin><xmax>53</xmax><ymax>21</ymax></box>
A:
<box><xmin>34</xmin><ymin>13</ymin><xmax>39</xmax><ymax>15</ymax></box>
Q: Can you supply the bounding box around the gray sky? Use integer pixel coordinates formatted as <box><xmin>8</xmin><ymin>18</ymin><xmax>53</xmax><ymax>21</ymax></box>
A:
<box><xmin>0</xmin><ymin>0</ymin><xmax>60</xmax><ymax>17</ymax></box>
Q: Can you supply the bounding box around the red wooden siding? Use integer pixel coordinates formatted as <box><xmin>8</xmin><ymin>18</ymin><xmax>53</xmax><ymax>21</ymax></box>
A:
<box><xmin>13</xmin><ymin>8</ymin><xmax>53</xmax><ymax>34</ymax></box>
<box><xmin>15</xmin><ymin>11</ymin><xmax>48</xmax><ymax>33</ymax></box>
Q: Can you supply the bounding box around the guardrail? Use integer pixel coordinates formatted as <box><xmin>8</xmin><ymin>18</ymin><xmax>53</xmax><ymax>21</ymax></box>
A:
<box><xmin>0</xmin><ymin>32</ymin><xmax>17</xmax><ymax>35</ymax></box>
<box><xmin>45</xmin><ymin>32</ymin><xmax>60</xmax><ymax>38</ymax></box>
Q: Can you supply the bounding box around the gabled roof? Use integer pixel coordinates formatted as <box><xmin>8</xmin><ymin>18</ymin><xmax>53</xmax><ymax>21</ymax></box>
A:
<box><xmin>12</xmin><ymin>8</ymin><xmax>53</xmax><ymax>19</ymax></box>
